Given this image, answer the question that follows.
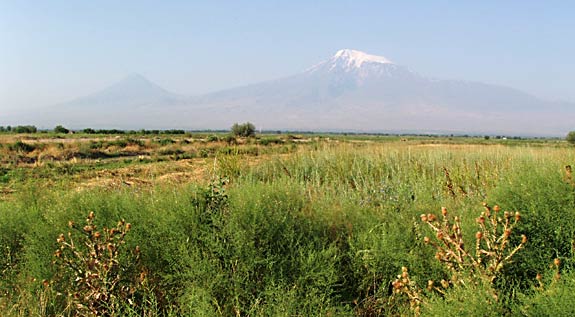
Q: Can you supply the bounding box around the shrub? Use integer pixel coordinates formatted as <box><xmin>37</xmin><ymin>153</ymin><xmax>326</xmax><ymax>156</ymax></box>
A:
<box><xmin>13</xmin><ymin>125</ymin><xmax>38</xmax><ymax>133</ymax></box>
<box><xmin>489</xmin><ymin>165</ymin><xmax>575</xmax><ymax>287</ymax></box>
<box><xmin>566</xmin><ymin>131</ymin><xmax>575</xmax><ymax>144</ymax></box>
<box><xmin>54</xmin><ymin>125</ymin><xmax>69</xmax><ymax>134</ymax></box>
<box><xmin>157</xmin><ymin>138</ymin><xmax>176</xmax><ymax>146</ymax></box>
<box><xmin>259</xmin><ymin>137</ymin><xmax>284</xmax><ymax>146</ymax></box>
<box><xmin>223</xmin><ymin>135</ymin><xmax>237</xmax><ymax>145</ymax></box>
<box><xmin>51</xmin><ymin>212</ymin><xmax>145</xmax><ymax>315</ymax></box>
<box><xmin>390</xmin><ymin>204</ymin><xmax>527</xmax><ymax>315</ymax></box>
<box><xmin>231</xmin><ymin>122</ymin><xmax>256</xmax><ymax>137</ymax></box>
<box><xmin>515</xmin><ymin>268</ymin><xmax>575</xmax><ymax>316</ymax></box>
<box><xmin>10</xmin><ymin>141</ymin><xmax>35</xmax><ymax>153</ymax></box>
<box><xmin>419</xmin><ymin>205</ymin><xmax>526</xmax><ymax>285</ymax></box>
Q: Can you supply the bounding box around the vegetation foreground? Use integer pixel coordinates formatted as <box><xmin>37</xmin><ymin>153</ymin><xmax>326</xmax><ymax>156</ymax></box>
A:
<box><xmin>1</xmin><ymin>132</ymin><xmax>575</xmax><ymax>316</ymax></box>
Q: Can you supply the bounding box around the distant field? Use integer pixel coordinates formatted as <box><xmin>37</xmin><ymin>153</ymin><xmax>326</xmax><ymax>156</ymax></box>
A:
<box><xmin>1</xmin><ymin>132</ymin><xmax>574</xmax><ymax>316</ymax></box>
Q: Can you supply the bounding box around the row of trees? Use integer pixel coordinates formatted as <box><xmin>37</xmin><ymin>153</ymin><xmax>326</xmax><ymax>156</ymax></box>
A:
<box><xmin>0</xmin><ymin>122</ymin><xmax>572</xmax><ymax>142</ymax></box>
<box><xmin>0</xmin><ymin>126</ymin><xmax>188</xmax><ymax>135</ymax></box>
<box><xmin>0</xmin><ymin>125</ymin><xmax>38</xmax><ymax>133</ymax></box>
<box><xmin>0</xmin><ymin>125</ymin><xmax>66</xmax><ymax>134</ymax></box>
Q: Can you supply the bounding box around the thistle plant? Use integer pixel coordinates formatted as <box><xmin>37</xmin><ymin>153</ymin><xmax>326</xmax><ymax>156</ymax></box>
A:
<box><xmin>420</xmin><ymin>204</ymin><xmax>527</xmax><ymax>284</ymax></box>
<box><xmin>391</xmin><ymin>267</ymin><xmax>423</xmax><ymax>316</ymax></box>
<box><xmin>392</xmin><ymin>204</ymin><xmax>528</xmax><ymax>315</ymax></box>
<box><xmin>52</xmin><ymin>212</ymin><xmax>144</xmax><ymax>316</ymax></box>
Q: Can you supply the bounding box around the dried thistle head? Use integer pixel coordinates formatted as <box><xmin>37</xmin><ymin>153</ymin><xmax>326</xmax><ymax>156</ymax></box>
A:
<box><xmin>554</xmin><ymin>258</ymin><xmax>561</xmax><ymax>267</ymax></box>
<box><xmin>441</xmin><ymin>207</ymin><xmax>448</xmax><ymax>217</ymax></box>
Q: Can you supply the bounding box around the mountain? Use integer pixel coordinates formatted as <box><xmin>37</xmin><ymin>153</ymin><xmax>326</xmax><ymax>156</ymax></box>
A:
<box><xmin>11</xmin><ymin>50</ymin><xmax>575</xmax><ymax>135</ymax></box>
<box><xmin>25</xmin><ymin>73</ymin><xmax>188</xmax><ymax>129</ymax></box>
<box><xmin>179</xmin><ymin>49</ymin><xmax>573</xmax><ymax>135</ymax></box>
<box><xmin>65</xmin><ymin>73</ymin><xmax>183</xmax><ymax>107</ymax></box>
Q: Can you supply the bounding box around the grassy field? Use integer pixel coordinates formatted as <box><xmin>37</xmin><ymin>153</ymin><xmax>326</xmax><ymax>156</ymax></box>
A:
<box><xmin>1</xmin><ymin>132</ymin><xmax>574</xmax><ymax>316</ymax></box>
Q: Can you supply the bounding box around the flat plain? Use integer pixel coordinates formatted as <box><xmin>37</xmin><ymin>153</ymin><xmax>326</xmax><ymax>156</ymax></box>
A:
<box><xmin>1</xmin><ymin>132</ymin><xmax>574</xmax><ymax>316</ymax></box>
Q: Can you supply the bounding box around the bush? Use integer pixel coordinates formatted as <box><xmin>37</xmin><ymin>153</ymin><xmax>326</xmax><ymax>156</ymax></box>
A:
<box><xmin>231</xmin><ymin>122</ymin><xmax>256</xmax><ymax>138</ymax></box>
<box><xmin>54</xmin><ymin>125</ymin><xmax>69</xmax><ymax>134</ymax></box>
<box><xmin>515</xmin><ymin>270</ymin><xmax>575</xmax><ymax>316</ymax></box>
<box><xmin>489</xmin><ymin>164</ymin><xmax>575</xmax><ymax>287</ymax></box>
<box><xmin>51</xmin><ymin>212</ymin><xmax>145</xmax><ymax>315</ymax></box>
<box><xmin>10</xmin><ymin>141</ymin><xmax>35</xmax><ymax>153</ymax></box>
<box><xmin>259</xmin><ymin>137</ymin><xmax>284</xmax><ymax>146</ymax></box>
<box><xmin>13</xmin><ymin>125</ymin><xmax>38</xmax><ymax>133</ymax></box>
<box><xmin>157</xmin><ymin>138</ymin><xmax>176</xmax><ymax>146</ymax></box>
<box><xmin>567</xmin><ymin>131</ymin><xmax>575</xmax><ymax>144</ymax></box>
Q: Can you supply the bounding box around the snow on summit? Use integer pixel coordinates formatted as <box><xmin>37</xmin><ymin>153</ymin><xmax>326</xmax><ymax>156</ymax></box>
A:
<box><xmin>306</xmin><ymin>49</ymin><xmax>395</xmax><ymax>73</ymax></box>
<box><xmin>332</xmin><ymin>49</ymin><xmax>394</xmax><ymax>68</ymax></box>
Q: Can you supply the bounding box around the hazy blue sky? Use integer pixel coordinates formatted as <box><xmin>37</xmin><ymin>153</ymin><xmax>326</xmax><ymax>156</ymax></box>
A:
<box><xmin>1</xmin><ymin>0</ymin><xmax>574</xmax><ymax>111</ymax></box>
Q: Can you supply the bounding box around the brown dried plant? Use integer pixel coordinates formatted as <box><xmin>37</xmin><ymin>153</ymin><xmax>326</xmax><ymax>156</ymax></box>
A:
<box><xmin>420</xmin><ymin>204</ymin><xmax>526</xmax><ymax>284</ymax></box>
<box><xmin>51</xmin><ymin>211</ymin><xmax>145</xmax><ymax>316</ymax></box>
<box><xmin>392</xmin><ymin>204</ymin><xmax>528</xmax><ymax>315</ymax></box>
<box><xmin>391</xmin><ymin>267</ymin><xmax>423</xmax><ymax>316</ymax></box>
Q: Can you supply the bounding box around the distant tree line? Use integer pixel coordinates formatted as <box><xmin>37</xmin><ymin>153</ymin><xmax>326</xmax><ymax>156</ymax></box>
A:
<box><xmin>0</xmin><ymin>125</ymin><xmax>38</xmax><ymax>133</ymax></box>
<box><xmin>81</xmin><ymin>128</ymin><xmax>186</xmax><ymax>135</ymax></box>
<box><xmin>0</xmin><ymin>125</ymin><xmax>190</xmax><ymax>135</ymax></box>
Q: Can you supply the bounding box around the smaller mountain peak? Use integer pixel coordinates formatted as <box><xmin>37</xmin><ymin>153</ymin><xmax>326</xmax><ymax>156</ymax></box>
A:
<box><xmin>332</xmin><ymin>49</ymin><xmax>393</xmax><ymax>68</ymax></box>
<box><xmin>122</xmin><ymin>73</ymin><xmax>151</xmax><ymax>82</ymax></box>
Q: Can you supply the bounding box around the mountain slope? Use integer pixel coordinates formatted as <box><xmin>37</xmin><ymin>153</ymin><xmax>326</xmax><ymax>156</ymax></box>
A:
<box><xmin>58</xmin><ymin>73</ymin><xmax>185</xmax><ymax>109</ymax></box>
<box><xmin>181</xmin><ymin>49</ymin><xmax>572</xmax><ymax>135</ymax></box>
<box><xmin>11</xmin><ymin>50</ymin><xmax>574</xmax><ymax>135</ymax></box>
<box><xmin>28</xmin><ymin>74</ymin><xmax>189</xmax><ymax>129</ymax></box>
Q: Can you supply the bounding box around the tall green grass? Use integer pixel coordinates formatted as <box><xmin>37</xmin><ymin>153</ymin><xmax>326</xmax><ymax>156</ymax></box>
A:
<box><xmin>1</xmin><ymin>142</ymin><xmax>574</xmax><ymax>315</ymax></box>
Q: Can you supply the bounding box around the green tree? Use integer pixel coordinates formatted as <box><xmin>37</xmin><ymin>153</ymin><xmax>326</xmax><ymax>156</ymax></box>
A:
<box><xmin>567</xmin><ymin>131</ymin><xmax>575</xmax><ymax>144</ymax></box>
<box><xmin>231</xmin><ymin>122</ymin><xmax>256</xmax><ymax>137</ymax></box>
<box><xmin>54</xmin><ymin>125</ymin><xmax>70</xmax><ymax>134</ymax></box>
<box><xmin>13</xmin><ymin>125</ymin><xmax>37</xmax><ymax>133</ymax></box>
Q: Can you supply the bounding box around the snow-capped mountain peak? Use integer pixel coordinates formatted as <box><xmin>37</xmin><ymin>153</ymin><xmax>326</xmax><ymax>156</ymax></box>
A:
<box><xmin>306</xmin><ymin>49</ymin><xmax>396</xmax><ymax>74</ymax></box>
<box><xmin>332</xmin><ymin>49</ymin><xmax>394</xmax><ymax>68</ymax></box>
